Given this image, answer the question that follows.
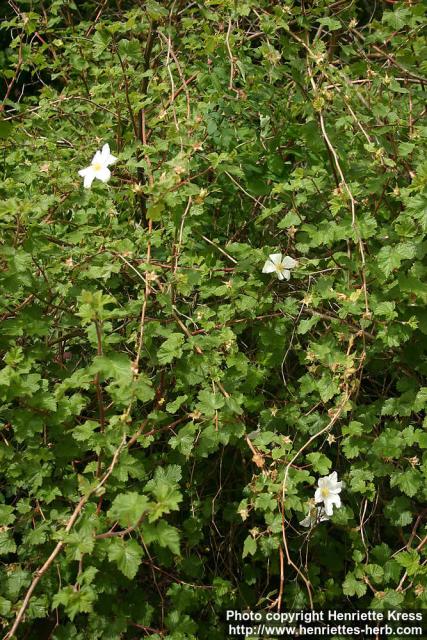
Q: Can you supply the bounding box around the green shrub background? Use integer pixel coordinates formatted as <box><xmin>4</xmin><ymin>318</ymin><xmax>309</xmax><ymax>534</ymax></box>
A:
<box><xmin>0</xmin><ymin>1</ymin><xmax>426</xmax><ymax>638</ymax></box>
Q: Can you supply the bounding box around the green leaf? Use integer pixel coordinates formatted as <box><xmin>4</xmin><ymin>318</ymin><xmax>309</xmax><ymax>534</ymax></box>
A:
<box><xmin>166</xmin><ymin>394</ymin><xmax>188</xmax><ymax>413</ymax></box>
<box><xmin>306</xmin><ymin>452</ymin><xmax>332</xmax><ymax>475</ymax></box>
<box><xmin>0</xmin><ymin>505</ymin><xmax>15</xmax><ymax>526</ymax></box>
<box><xmin>65</xmin><ymin>532</ymin><xmax>95</xmax><ymax>561</ymax></box>
<box><xmin>414</xmin><ymin>387</ymin><xmax>427</xmax><ymax>412</ymax></box>
<box><xmin>107</xmin><ymin>539</ymin><xmax>143</xmax><ymax>580</ymax></box>
<box><xmin>372</xmin><ymin>589</ymin><xmax>404</xmax><ymax>609</ymax></box>
<box><xmin>157</xmin><ymin>333</ymin><xmax>185</xmax><ymax>364</ymax></box>
<box><xmin>342</xmin><ymin>572</ymin><xmax>367</xmax><ymax>598</ymax></box>
<box><xmin>390</xmin><ymin>468</ymin><xmax>423</xmax><ymax>498</ymax></box>
<box><xmin>147</xmin><ymin>201</ymin><xmax>165</xmax><ymax>221</ymax></box>
<box><xmin>0</xmin><ymin>531</ymin><xmax>16</xmax><ymax>556</ymax></box>
<box><xmin>92</xmin><ymin>30</ymin><xmax>111</xmax><ymax>55</ymax></box>
<box><xmin>148</xmin><ymin>480</ymin><xmax>182</xmax><ymax>521</ymax></box>
<box><xmin>141</xmin><ymin>521</ymin><xmax>181</xmax><ymax>555</ymax></box>
<box><xmin>377</xmin><ymin>243</ymin><xmax>416</xmax><ymax>277</ymax></box>
<box><xmin>92</xmin><ymin>352</ymin><xmax>133</xmax><ymax>380</ymax></box>
<box><xmin>196</xmin><ymin>389</ymin><xmax>225</xmax><ymax>417</ymax></box>
<box><xmin>52</xmin><ymin>585</ymin><xmax>96</xmax><ymax>620</ymax></box>
<box><xmin>0</xmin><ymin>120</ymin><xmax>13</xmax><ymax>139</ymax></box>
<box><xmin>398</xmin><ymin>142</ymin><xmax>415</xmax><ymax>157</ymax></box>
<box><xmin>242</xmin><ymin>536</ymin><xmax>257</xmax><ymax>558</ymax></box>
<box><xmin>396</xmin><ymin>550</ymin><xmax>420</xmax><ymax>576</ymax></box>
<box><xmin>107</xmin><ymin>492</ymin><xmax>149</xmax><ymax>528</ymax></box>
<box><xmin>384</xmin><ymin>497</ymin><xmax>414</xmax><ymax>527</ymax></box>
<box><xmin>348</xmin><ymin>469</ymin><xmax>375</xmax><ymax>496</ymax></box>
<box><xmin>0</xmin><ymin>596</ymin><xmax>11</xmax><ymax>616</ymax></box>
<box><xmin>297</xmin><ymin>316</ymin><xmax>320</xmax><ymax>335</ymax></box>
<box><xmin>365</xmin><ymin>564</ymin><xmax>384</xmax><ymax>584</ymax></box>
<box><xmin>72</xmin><ymin>420</ymin><xmax>98</xmax><ymax>442</ymax></box>
<box><xmin>317</xmin><ymin>17</ymin><xmax>341</xmax><ymax>30</ymax></box>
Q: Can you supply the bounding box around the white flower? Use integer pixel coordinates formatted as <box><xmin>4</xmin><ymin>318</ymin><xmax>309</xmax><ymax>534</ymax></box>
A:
<box><xmin>300</xmin><ymin>505</ymin><xmax>330</xmax><ymax>528</ymax></box>
<box><xmin>262</xmin><ymin>253</ymin><xmax>297</xmax><ymax>280</ymax></box>
<box><xmin>78</xmin><ymin>143</ymin><xmax>117</xmax><ymax>189</ymax></box>
<box><xmin>314</xmin><ymin>471</ymin><xmax>342</xmax><ymax>516</ymax></box>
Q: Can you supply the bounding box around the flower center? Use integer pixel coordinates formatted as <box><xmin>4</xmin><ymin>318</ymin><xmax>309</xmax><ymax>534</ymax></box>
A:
<box><xmin>275</xmin><ymin>263</ymin><xmax>284</xmax><ymax>272</ymax></box>
<box><xmin>92</xmin><ymin>161</ymin><xmax>103</xmax><ymax>172</ymax></box>
<box><xmin>321</xmin><ymin>487</ymin><xmax>330</xmax><ymax>498</ymax></box>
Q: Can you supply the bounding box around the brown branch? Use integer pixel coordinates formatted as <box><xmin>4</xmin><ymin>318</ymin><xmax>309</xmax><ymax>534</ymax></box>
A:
<box><xmin>280</xmin><ymin>392</ymin><xmax>350</xmax><ymax>608</ymax></box>
<box><xmin>128</xmin><ymin>416</ymin><xmax>188</xmax><ymax>449</ymax></box>
<box><xmin>137</xmin><ymin>21</ymin><xmax>157</xmax><ymax>225</ymax></box>
<box><xmin>160</xmin><ymin>73</ymin><xmax>197</xmax><ymax>113</ymax></box>
<box><xmin>115</xmin><ymin>45</ymin><xmax>138</xmax><ymax>138</ymax></box>
<box><xmin>157</xmin><ymin>31</ymin><xmax>191</xmax><ymax>119</ymax></box>
<box><xmin>3</xmin><ymin>436</ymin><xmax>127</xmax><ymax>640</ymax></box>
<box><xmin>277</xmin><ymin>546</ymin><xmax>284</xmax><ymax>611</ymax></box>
<box><xmin>94</xmin><ymin>320</ymin><xmax>106</xmax><ymax>478</ymax></box>
<box><xmin>0</xmin><ymin>38</ymin><xmax>23</xmax><ymax>113</ymax></box>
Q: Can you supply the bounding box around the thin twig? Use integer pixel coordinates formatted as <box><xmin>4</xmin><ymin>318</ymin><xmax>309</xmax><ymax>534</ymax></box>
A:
<box><xmin>280</xmin><ymin>393</ymin><xmax>350</xmax><ymax>608</ymax></box>
<box><xmin>3</xmin><ymin>436</ymin><xmax>128</xmax><ymax>640</ymax></box>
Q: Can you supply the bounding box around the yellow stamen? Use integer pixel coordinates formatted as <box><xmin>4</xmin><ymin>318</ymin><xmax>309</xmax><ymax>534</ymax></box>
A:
<box><xmin>92</xmin><ymin>162</ymin><xmax>103</xmax><ymax>172</ymax></box>
<box><xmin>321</xmin><ymin>487</ymin><xmax>330</xmax><ymax>498</ymax></box>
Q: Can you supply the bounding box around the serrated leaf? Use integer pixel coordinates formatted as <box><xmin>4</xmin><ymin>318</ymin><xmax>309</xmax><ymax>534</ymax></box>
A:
<box><xmin>107</xmin><ymin>492</ymin><xmax>149</xmax><ymax>527</ymax></box>
<box><xmin>306</xmin><ymin>452</ymin><xmax>332</xmax><ymax>475</ymax></box>
<box><xmin>166</xmin><ymin>394</ymin><xmax>188</xmax><ymax>413</ymax></box>
<box><xmin>342</xmin><ymin>572</ymin><xmax>367</xmax><ymax>598</ymax></box>
<box><xmin>365</xmin><ymin>564</ymin><xmax>384</xmax><ymax>584</ymax></box>
<box><xmin>396</xmin><ymin>550</ymin><xmax>420</xmax><ymax>576</ymax></box>
<box><xmin>52</xmin><ymin>585</ymin><xmax>96</xmax><ymax>620</ymax></box>
<box><xmin>157</xmin><ymin>333</ymin><xmax>185</xmax><ymax>364</ymax></box>
<box><xmin>196</xmin><ymin>389</ymin><xmax>225</xmax><ymax>417</ymax></box>
<box><xmin>0</xmin><ymin>505</ymin><xmax>15</xmax><ymax>526</ymax></box>
<box><xmin>107</xmin><ymin>538</ymin><xmax>143</xmax><ymax>580</ymax></box>
<box><xmin>390</xmin><ymin>469</ymin><xmax>423</xmax><ymax>497</ymax></box>
<box><xmin>141</xmin><ymin>521</ymin><xmax>181</xmax><ymax>555</ymax></box>
<box><xmin>0</xmin><ymin>596</ymin><xmax>11</xmax><ymax>616</ymax></box>
<box><xmin>372</xmin><ymin>589</ymin><xmax>404</xmax><ymax>609</ymax></box>
<box><xmin>242</xmin><ymin>536</ymin><xmax>257</xmax><ymax>558</ymax></box>
<box><xmin>0</xmin><ymin>531</ymin><xmax>16</xmax><ymax>556</ymax></box>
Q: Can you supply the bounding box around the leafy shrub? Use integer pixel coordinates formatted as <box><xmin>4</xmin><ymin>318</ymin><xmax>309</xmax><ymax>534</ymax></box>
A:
<box><xmin>0</xmin><ymin>1</ymin><xmax>426</xmax><ymax>638</ymax></box>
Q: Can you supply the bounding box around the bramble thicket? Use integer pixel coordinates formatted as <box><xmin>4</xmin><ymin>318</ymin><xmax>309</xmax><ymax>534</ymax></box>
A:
<box><xmin>0</xmin><ymin>1</ymin><xmax>426</xmax><ymax>638</ymax></box>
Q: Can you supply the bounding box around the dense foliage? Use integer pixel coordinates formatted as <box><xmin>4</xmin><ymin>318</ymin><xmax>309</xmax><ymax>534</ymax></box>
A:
<box><xmin>1</xmin><ymin>1</ymin><xmax>426</xmax><ymax>638</ymax></box>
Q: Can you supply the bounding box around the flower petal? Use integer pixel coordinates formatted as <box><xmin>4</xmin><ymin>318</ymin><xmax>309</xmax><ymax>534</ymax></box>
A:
<box><xmin>262</xmin><ymin>260</ymin><xmax>276</xmax><ymax>274</ymax></box>
<box><xmin>324</xmin><ymin>500</ymin><xmax>334</xmax><ymax>516</ymax></box>
<box><xmin>268</xmin><ymin>253</ymin><xmax>282</xmax><ymax>265</ymax></box>
<box><xmin>101</xmin><ymin>143</ymin><xmax>110</xmax><ymax>158</ymax></box>
<box><xmin>300</xmin><ymin>514</ymin><xmax>312</xmax><ymax>527</ymax></box>
<box><xmin>324</xmin><ymin>494</ymin><xmax>341</xmax><ymax>515</ymax></box>
<box><xmin>314</xmin><ymin>488</ymin><xmax>323</xmax><ymax>503</ymax></box>
<box><xmin>95</xmin><ymin>166</ymin><xmax>111</xmax><ymax>183</ymax></box>
<box><xmin>282</xmin><ymin>269</ymin><xmax>291</xmax><ymax>280</ymax></box>
<box><xmin>277</xmin><ymin>270</ymin><xmax>285</xmax><ymax>280</ymax></box>
<box><xmin>331</xmin><ymin>494</ymin><xmax>341</xmax><ymax>509</ymax></box>
<box><xmin>91</xmin><ymin>150</ymin><xmax>102</xmax><ymax>165</ymax></box>
<box><xmin>329</xmin><ymin>482</ymin><xmax>342</xmax><ymax>494</ymax></box>
<box><xmin>101</xmin><ymin>143</ymin><xmax>117</xmax><ymax>165</ymax></box>
<box><xmin>282</xmin><ymin>256</ymin><xmax>297</xmax><ymax>269</ymax></box>
<box><xmin>318</xmin><ymin>509</ymin><xmax>330</xmax><ymax>523</ymax></box>
<box><xmin>83</xmin><ymin>169</ymin><xmax>95</xmax><ymax>189</ymax></box>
